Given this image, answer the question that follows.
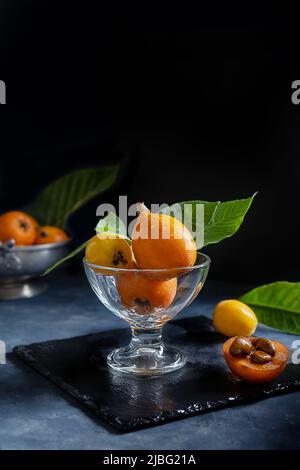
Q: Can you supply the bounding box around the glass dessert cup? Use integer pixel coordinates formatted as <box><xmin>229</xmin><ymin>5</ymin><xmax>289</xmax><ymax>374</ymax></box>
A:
<box><xmin>83</xmin><ymin>252</ymin><xmax>210</xmax><ymax>376</ymax></box>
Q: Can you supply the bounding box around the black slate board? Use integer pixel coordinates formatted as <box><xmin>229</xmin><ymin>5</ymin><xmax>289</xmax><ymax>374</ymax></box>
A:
<box><xmin>13</xmin><ymin>316</ymin><xmax>300</xmax><ymax>431</ymax></box>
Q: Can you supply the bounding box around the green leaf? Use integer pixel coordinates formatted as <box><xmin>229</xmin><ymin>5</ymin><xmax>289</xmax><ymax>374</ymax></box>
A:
<box><xmin>27</xmin><ymin>165</ymin><xmax>119</xmax><ymax>229</ymax></box>
<box><xmin>161</xmin><ymin>193</ymin><xmax>257</xmax><ymax>249</ymax></box>
<box><xmin>42</xmin><ymin>241</ymin><xmax>89</xmax><ymax>276</ymax></box>
<box><xmin>240</xmin><ymin>281</ymin><xmax>300</xmax><ymax>334</ymax></box>
<box><xmin>95</xmin><ymin>212</ymin><xmax>127</xmax><ymax>237</ymax></box>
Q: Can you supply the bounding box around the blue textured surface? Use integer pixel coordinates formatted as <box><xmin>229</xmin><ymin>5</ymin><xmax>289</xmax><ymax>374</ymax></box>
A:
<box><xmin>0</xmin><ymin>269</ymin><xmax>300</xmax><ymax>450</ymax></box>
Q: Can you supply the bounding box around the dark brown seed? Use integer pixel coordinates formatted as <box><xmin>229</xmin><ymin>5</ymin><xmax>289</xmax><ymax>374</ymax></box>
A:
<box><xmin>229</xmin><ymin>337</ymin><xmax>253</xmax><ymax>357</ymax></box>
<box><xmin>113</xmin><ymin>251</ymin><xmax>128</xmax><ymax>266</ymax></box>
<box><xmin>253</xmin><ymin>337</ymin><xmax>276</xmax><ymax>356</ymax></box>
<box><xmin>134</xmin><ymin>298</ymin><xmax>151</xmax><ymax>308</ymax></box>
<box><xmin>251</xmin><ymin>350</ymin><xmax>272</xmax><ymax>364</ymax></box>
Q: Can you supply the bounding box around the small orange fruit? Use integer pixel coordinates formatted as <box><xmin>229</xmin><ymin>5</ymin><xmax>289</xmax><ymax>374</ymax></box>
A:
<box><xmin>27</xmin><ymin>214</ymin><xmax>39</xmax><ymax>232</ymax></box>
<box><xmin>35</xmin><ymin>226</ymin><xmax>69</xmax><ymax>245</ymax></box>
<box><xmin>131</xmin><ymin>203</ymin><xmax>196</xmax><ymax>278</ymax></box>
<box><xmin>85</xmin><ymin>233</ymin><xmax>135</xmax><ymax>274</ymax></box>
<box><xmin>213</xmin><ymin>300</ymin><xmax>258</xmax><ymax>337</ymax></box>
<box><xmin>117</xmin><ymin>272</ymin><xmax>177</xmax><ymax>314</ymax></box>
<box><xmin>0</xmin><ymin>211</ymin><xmax>38</xmax><ymax>246</ymax></box>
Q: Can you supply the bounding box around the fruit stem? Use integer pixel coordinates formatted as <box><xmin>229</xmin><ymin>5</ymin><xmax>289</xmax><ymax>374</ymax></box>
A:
<box><xmin>136</xmin><ymin>202</ymin><xmax>150</xmax><ymax>216</ymax></box>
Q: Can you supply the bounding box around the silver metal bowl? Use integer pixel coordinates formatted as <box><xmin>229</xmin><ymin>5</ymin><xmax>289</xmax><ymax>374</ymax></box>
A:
<box><xmin>0</xmin><ymin>239</ymin><xmax>71</xmax><ymax>299</ymax></box>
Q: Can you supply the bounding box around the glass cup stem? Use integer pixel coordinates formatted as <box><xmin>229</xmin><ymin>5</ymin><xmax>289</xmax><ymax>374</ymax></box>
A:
<box><xmin>130</xmin><ymin>327</ymin><xmax>163</xmax><ymax>354</ymax></box>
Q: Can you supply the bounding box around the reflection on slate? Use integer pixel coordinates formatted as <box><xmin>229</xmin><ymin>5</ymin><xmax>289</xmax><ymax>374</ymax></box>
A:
<box><xmin>13</xmin><ymin>316</ymin><xmax>300</xmax><ymax>431</ymax></box>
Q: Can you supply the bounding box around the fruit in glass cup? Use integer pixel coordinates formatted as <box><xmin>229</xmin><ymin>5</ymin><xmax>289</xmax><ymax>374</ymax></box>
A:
<box><xmin>85</xmin><ymin>233</ymin><xmax>135</xmax><ymax>273</ymax></box>
<box><xmin>131</xmin><ymin>203</ymin><xmax>196</xmax><ymax>278</ymax></box>
<box><xmin>117</xmin><ymin>272</ymin><xmax>177</xmax><ymax>314</ymax></box>
<box><xmin>85</xmin><ymin>203</ymin><xmax>198</xmax><ymax>312</ymax></box>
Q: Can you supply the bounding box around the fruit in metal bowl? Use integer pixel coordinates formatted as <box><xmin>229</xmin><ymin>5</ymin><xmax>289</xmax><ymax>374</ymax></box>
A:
<box><xmin>35</xmin><ymin>226</ymin><xmax>69</xmax><ymax>245</ymax></box>
<box><xmin>0</xmin><ymin>211</ymin><xmax>38</xmax><ymax>246</ymax></box>
<box><xmin>0</xmin><ymin>210</ymin><xmax>69</xmax><ymax>246</ymax></box>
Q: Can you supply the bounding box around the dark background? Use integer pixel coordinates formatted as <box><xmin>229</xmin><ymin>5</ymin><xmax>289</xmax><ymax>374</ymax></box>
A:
<box><xmin>0</xmin><ymin>2</ymin><xmax>299</xmax><ymax>283</ymax></box>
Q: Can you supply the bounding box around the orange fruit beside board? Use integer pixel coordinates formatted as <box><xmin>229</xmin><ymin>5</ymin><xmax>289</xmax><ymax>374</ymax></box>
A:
<box><xmin>223</xmin><ymin>336</ymin><xmax>288</xmax><ymax>383</ymax></box>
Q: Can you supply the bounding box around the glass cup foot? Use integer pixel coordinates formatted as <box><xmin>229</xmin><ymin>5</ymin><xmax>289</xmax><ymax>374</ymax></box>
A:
<box><xmin>107</xmin><ymin>330</ymin><xmax>186</xmax><ymax>376</ymax></box>
<box><xmin>107</xmin><ymin>346</ymin><xmax>185</xmax><ymax>376</ymax></box>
